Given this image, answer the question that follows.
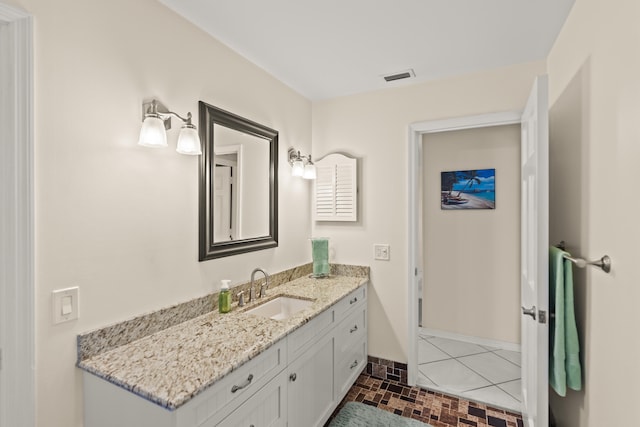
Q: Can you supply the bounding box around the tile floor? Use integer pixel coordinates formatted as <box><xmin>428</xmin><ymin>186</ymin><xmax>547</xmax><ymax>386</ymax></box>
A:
<box><xmin>417</xmin><ymin>334</ymin><xmax>522</xmax><ymax>412</ymax></box>
<box><xmin>327</xmin><ymin>372</ymin><xmax>524</xmax><ymax>427</ymax></box>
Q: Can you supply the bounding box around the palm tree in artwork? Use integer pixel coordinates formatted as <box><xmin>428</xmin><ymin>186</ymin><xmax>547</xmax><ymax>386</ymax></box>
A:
<box><xmin>457</xmin><ymin>170</ymin><xmax>481</xmax><ymax>196</ymax></box>
<box><xmin>441</xmin><ymin>171</ymin><xmax>457</xmax><ymax>195</ymax></box>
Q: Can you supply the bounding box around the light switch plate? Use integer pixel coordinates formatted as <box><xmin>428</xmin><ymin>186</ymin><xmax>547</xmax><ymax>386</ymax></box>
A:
<box><xmin>374</xmin><ymin>244</ymin><xmax>390</xmax><ymax>261</ymax></box>
<box><xmin>52</xmin><ymin>287</ymin><xmax>79</xmax><ymax>324</ymax></box>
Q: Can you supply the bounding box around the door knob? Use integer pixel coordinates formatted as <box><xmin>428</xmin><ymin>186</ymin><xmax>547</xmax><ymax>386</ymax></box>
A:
<box><xmin>521</xmin><ymin>305</ymin><xmax>536</xmax><ymax>320</ymax></box>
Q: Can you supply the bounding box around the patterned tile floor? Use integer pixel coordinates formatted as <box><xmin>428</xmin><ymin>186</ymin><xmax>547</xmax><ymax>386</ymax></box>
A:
<box><xmin>326</xmin><ymin>372</ymin><xmax>524</xmax><ymax>427</ymax></box>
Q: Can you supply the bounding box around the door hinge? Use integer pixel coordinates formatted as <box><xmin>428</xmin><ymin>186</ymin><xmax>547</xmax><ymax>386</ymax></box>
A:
<box><xmin>415</xmin><ymin>268</ymin><xmax>418</xmax><ymax>276</ymax></box>
<box><xmin>538</xmin><ymin>310</ymin><xmax>547</xmax><ymax>324</ymax></box>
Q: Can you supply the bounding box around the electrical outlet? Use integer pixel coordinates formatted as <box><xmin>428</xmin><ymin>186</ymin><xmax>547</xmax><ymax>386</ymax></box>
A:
<box><xmin>374</xmin><ymin>244</ymin><xmax>390</xmax><ymax>261</ymax></box>
<box><xmin>52</xmin><ymin>287</ymin><xmax>79</xmax><ymax>324</ymax></box>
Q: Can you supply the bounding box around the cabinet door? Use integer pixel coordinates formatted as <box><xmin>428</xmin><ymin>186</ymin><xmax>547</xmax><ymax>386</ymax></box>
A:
<box><xmin>216</xmin><ymin>372</ymin><xmax>287</xmax><ymax>427</ymax></box>
<box><xmin>335</xmin><ymin>338</ymin><xmax>367</xmax><ymax>401</ymax></box>
<box><xmin>287</xmin><ymin>331</ymin><xmax>335</xmax><ymax>427</ymax></box>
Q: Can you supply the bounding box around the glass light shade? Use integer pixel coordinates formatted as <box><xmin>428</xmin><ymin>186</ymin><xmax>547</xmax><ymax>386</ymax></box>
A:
<box><xmin>303</xmin><ymin>163</ymin><xmax>317</xmax><ymax>180</ymax></box>
<box><xmin>291</xmin><ymin>159</ymin><xmax>305</xmax><ymax>177</ymax></box>
<box><xmin>138</xmin><ymin>116</ymin><xmax>168</xmax><ymax>148</ymax></box>
<box><xmin>176</xmin><ymin>126</ymin><xmax>202</xmax><ymax>155</ymax></box>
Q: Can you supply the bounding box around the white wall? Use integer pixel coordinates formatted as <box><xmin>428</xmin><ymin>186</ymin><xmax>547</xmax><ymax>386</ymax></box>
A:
<box><xmin>547</xmin><ymin>0</ymin><xmax>640</xmax><ymax>425</ymax></box>
<box><xmin>6</xmin><ymin>0</ymin><xmax>312</xmax><ymax>426</ymax></box>
<box><xmin>423</xmin><ymin>125</ymin><xmax>521</xmax><ymax>344</ymax></box>
<box><xmin>312</xmin><ymin>60</ymin><xmax>545</xmax><ymax>363</ymax></box>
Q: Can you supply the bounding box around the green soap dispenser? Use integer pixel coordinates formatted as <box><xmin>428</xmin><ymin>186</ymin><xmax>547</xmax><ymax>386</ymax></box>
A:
<box><xmin>218</xmin><ymin>280</ymin><xmax>231</xmax><ymax>313</ymax></box>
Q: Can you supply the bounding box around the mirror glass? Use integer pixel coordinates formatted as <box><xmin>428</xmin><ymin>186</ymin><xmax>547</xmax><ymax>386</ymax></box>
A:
<box><xmin>199</xmin><ymin>102</ymin><xmax>278</xmax><ymax>260</ymax></box>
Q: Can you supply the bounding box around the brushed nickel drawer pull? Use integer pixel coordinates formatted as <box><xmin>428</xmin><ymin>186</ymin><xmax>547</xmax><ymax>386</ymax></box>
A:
<box><xmin>350</xmin><ymin>360</ymin><xmax>358</xmax><ymax>369</ymax></box>
<box><xmin>231</xmin><ymin>374</ymin><xmax>254</xmax><ymax>393</ymax></box>
<box><xmin>350</xmin><ymin>325</ymin><xmax>358</xmax><ymax>333</ymax></box>
<box><xmin>349</xmin><ymin>297</ymin><xmax>358</xmax><ymax>305</ymax></box>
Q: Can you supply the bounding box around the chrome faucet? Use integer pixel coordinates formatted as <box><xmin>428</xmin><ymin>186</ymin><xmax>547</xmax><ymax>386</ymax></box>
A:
<box><xmin>250</xmin><ymin>268</ymin><xmax>270</xmax><ymax>300</ymax></box>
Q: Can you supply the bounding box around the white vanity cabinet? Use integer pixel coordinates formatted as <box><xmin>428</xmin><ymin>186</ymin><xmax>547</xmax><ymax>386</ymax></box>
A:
<box><xmin>286</xmin><ymin>286</ymin><xmax>367</xmax><ymax>427</ymax></box>
<box><xmin>82</xmin><ymin>284</ymin><xmax>367</xmax><ymax>427</ymax></box>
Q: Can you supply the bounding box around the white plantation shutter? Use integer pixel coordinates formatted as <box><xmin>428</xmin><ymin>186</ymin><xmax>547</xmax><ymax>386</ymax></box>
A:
<box><xmin>314</xmin><ymin>153</ymin><xmax>357</xmax><ymax>221</ymax></box>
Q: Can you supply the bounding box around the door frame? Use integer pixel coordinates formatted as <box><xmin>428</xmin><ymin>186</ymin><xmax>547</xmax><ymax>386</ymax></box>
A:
<box><xmin>0</xmin><ymin>3</ymin><xmax>35</xmax><ymax>427</ymax></box>
<box><xmin>215</xmin><ymin>144</ymin><xmax>243</xmax><ymax>240</ymax></box>
<box><xmin>407</xmin><ymin>111</ymin><xmax>521</xmax><ymax>386</ymax></box>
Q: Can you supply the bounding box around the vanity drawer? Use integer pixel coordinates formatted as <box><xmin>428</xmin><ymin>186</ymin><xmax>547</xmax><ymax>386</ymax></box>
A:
<box><xmin>334</xmin><ymin>286</ymin><xmax>366</xmax><ymax>322</ymax></box>
<box><xmin>287</xmin><ymin>306</ymin><xmax>334</xmax><ymax>361</ymax></box>
<box><xmin>177</xmin><ymin>340</ymin><xmax>286</xmax><ymax>427</ymax></box>
<box><xmin>335</xmin><ymin>307</ymin><xmax>367</xmax><ymax>359</ymax></box>
<box><xmin>335</xmin><ymin>338</ymin><xmax>367</xmax><ymax>400</ymax></box>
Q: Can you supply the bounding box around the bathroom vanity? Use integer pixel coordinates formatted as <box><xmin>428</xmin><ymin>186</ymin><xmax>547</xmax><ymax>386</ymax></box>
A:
<box><xmin>79</xmin><ymin>271</ymin><xmax>368</xmax><ymax>427</ymax></box>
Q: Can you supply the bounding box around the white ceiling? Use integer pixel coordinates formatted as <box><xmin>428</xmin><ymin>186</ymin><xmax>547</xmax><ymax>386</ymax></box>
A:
<box><xmin>158</xmin><ymin>0</ymin><xmax>575</xmax><ymax>100</ymax></box>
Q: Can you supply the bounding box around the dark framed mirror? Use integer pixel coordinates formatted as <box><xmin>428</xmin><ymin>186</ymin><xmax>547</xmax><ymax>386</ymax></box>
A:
<box><xmin>199</xmin><ymin>101</ymin><xmax>278</xmax><ymax>260</ymax></box>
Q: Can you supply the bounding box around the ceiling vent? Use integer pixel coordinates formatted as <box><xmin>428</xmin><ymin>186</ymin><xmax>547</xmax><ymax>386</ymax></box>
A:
<box><xmin>383</xmin><ymin>69</ymin><xmax>416</xmax><ymax>82</ymax></box>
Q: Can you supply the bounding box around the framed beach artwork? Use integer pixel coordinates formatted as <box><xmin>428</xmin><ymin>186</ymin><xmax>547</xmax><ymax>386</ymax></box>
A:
<box><xmin>441</xmin><ymin>169</ymin><xmax>495</xmax><ymax>210</ymax></box>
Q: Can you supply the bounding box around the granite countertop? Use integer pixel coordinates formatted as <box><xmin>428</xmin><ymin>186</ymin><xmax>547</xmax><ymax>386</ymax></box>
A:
<box><xmin>77</xmin><ymin>274</ymin><xmax>367</xmax><ymax>410</ymax></box>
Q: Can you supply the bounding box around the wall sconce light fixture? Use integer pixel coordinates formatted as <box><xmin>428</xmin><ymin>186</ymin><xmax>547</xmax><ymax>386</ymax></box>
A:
<box><xmin>288</xmin><ymin>148</ymin><xmax>316</xmax><ymax>180</ymax></box>
<box><xmin>138</xmin><ymin>99</ymin><xmax>202</xmax><ymax>155</ymax></box>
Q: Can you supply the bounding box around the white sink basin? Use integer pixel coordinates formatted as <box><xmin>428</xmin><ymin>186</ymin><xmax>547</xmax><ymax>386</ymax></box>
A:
<box><xmin>246</xmin><ymin>296</ymin><xmax>314</xmax><ymax>321</ymax></box>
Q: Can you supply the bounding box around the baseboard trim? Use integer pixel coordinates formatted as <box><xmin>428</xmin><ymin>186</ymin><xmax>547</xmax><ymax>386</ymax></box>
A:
<box><xmin>419</xmin><ymin>327</ymin><xmax>521</xmax><ymax>353</ymax></box>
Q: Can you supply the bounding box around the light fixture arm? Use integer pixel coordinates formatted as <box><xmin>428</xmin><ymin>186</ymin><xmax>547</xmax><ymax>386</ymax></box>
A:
<box><xmin>159</xmin><ymin>110</ymin><xmax>192</xmax><ymax>126</ymax></box>
<box><xmin>141</xmin><ymin>99</ymin><xmax>194</xmax><ymax>130</ymax></box>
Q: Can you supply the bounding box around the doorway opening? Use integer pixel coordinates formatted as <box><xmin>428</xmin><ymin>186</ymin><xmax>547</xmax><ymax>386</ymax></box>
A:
<box><xmin>408</xmin><ymin>115</ymin><xmax>523</xmax><ymax>411</ymax></box>
<box><xmin>417</xmin><ymin>123</ymin><xmax>523</xmax><ymax>411</ymax></box>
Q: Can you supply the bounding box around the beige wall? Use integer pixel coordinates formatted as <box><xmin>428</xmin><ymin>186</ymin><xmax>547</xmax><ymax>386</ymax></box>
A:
<box><xmin>547</xmin><ymin>0</ymin><xmax>640</xmax><ymax>425</ymax></box>
<box><xmin>422</xmin><ymin>125</ymin><xmax>520</xmax><ymax>344</ymax></box>
<box><xmin>312</xmin><ymin>60</ymin><xmax>545</xmax><ymax>363</ymax></box>
<box><xmin>8</xmin><ymin>0</ymin><xmax>312</xmax><ymax>426</ymax></box>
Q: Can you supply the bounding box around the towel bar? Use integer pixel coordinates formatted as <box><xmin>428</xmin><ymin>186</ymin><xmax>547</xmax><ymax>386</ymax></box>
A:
<box><xmin>555</xmin><ymin>241</ymin><xmax>612</xmax><ymax>273</ymax></box>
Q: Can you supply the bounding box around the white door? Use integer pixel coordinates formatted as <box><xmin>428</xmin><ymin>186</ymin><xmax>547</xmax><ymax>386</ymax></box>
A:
<box><xmin>213</xmin><ymin>165</ymin><xmax>233</xmax><ymax>242</ymax></box>
<box><xmin>520</xmin><ymin>75</ymin><xmax>549</xmax><ymax>427</ymax></box>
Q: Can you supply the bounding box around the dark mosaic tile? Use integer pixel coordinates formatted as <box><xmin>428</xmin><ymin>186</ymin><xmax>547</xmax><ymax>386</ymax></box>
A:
<box><xmin>517</xmin><ymin>419</ymin><xmax>524</xmax><ymax>427</ymax></box>
<box><xmin>362</xmin><ymin>399</ymin><xmax>377</xmax><ymax>406</ymax></box>
<box><xmin>400</xmin><ymin>395</ymin><xmax>416</xmax><ymax>403</ymax></box>
<box><xmin>469</xmin><ymin>406</ymin><xmax>487</xmax><ymax>418</ymax></box>
<box><xmin>460</xmin><ymin>418</ymin><xmax>478</xmax><ymax>426</ymax></box>
<box><xmin>488</xmin><ymin>415</ymin><xmax>508</xmax><ymax>427</ymax></box>
<box><xmin>395</xmin><ymin>361</ymin><xmax>408</xmax><ymax>370</ymax></box>
<box><xmin>388</xmin><ymin>374</ymin><xmax>401</xmax><ymax>381</ymax></box>
<box><xmin>387</xmin><ymin>383</ymin><xmax>404</xmax><ymax>394</ymax></box>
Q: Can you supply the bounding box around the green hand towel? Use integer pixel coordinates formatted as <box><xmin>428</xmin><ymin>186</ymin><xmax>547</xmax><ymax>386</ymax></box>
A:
<box><xmin>311</xmin><ymin>238</ymin><xmax>329</xmax><ymax>276</ymax></box>
<box><xmin>549</xmin><ymin>246</ymin><xmax>582</xmax><ymax>397</ymax></box>
<box><xmin>563</xmin><ymin>258</ymin><xmax>582</xmax><ymax>392</ymax></box>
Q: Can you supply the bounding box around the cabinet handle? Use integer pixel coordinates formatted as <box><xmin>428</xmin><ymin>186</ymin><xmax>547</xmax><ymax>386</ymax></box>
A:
<box><xmin>350</xmin><ymin>297</ymin><xmax>358</xmax><ymax>305</ymax></box>
<box><xmin>350</xmin><ymin>325</ymin><xmax>358</xmax><ymax>333</ymax></box>
<box><xmin>289</xmin><ymin>373</ymin><xmax>297</xmax><ymax>382</ymax></box>
<box><xmin>231</xmin><ymin>374</ymin><xmax>254</xmax><ymax>393</ymax></box>
<box><xmin>350</xmin><ymin>360</ymin><xmax>358</xmax><ymax>369</ymax></box>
